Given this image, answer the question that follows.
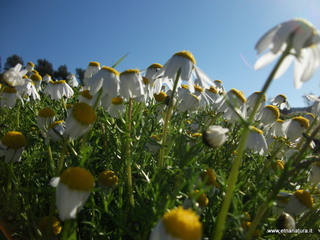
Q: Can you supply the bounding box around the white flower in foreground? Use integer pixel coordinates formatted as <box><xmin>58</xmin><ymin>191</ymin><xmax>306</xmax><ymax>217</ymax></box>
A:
<box><xmin>0</xmin><ymin>86</ymin><xmax>23</xmax><ymax>108</ymax></box>
<box><xmin>282</xmin><ymin>116</ymin><xmax>309</xmax><ymax>141</ymax></box>
<box><xmin>254</xmin><ymin>18</ymin><xmax>320</xmax><ymax>88</ymax></box>
<box><xmin>0</xmin><ymin>131</ymin><xmax>26</xmax><ymax>163</ymax></box>
<box><xmin>203</xmin><ymin>125</ymin><xmax>229</xmax><ymax>148</ymax></box>
<box><xmin>1</xmin><ymin>63</ymin><xmax>28</xmax><ymax>87</ymax></box>
<box><xmin>43</xmin><ymin>80</ymin><xmax>74</xmax><ymax>100</ymax></box>
<box><xmin>50</xmin><ymin>167</ymin><xmax>94</xmax><ymax>221</ymax></box>
<box><xmin>284</xmin><ymin>190</ymin><xmax>313</xmax><ymax>216</ymax></box>
<box><xmin>149</xmin><ymin>206</ymin><xmax>202</xmax><ymax>240</ymax></box>
<box><xmin>119</xmin><ymin>69</ymin><xmax>144</xmax><ymax>100</ymax></box>
<box><xmin>64</xmin><ymin>102</ymin><xmax>97</xmax><ymax>140</ymax></box>
<box><xmin>270</xmin><ymin>94</ymin><xmax>290</xmax><ymax>110</ymax></box>
<box><xmin>89</xmin><ymin>66</ymin><xmax>120</xmax><ymax>98</ymax></box>
<box><xmin>246</xmin><ymin>126</ymin><xmax>268</xmax><ymax>156</ymax></box>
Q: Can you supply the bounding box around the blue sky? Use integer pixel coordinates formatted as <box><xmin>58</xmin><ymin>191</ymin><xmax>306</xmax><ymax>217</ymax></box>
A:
<box><xmin>1</xmin><ymin>0</ymin><xmax>320</xmax><ymax>107</ymax></box>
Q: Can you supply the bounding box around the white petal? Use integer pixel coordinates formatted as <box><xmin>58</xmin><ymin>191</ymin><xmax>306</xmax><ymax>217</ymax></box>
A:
<box><xmin>254</xmin><ymin>51</ymin><xmax>280</xmax><ymax>70</ymax></box>
<box><xmin>274</xmin><ymin>55</ymin><xmax>294</xmax><ymax>79</ymax></box>
<box><xmin>50</xmin><ymin>177</ymin><xmax>60</xmax><ymax>187</ymax></box>
<box><xmin>255</xmin><ymin>25</ymin><xmax>279</xmax><ymax>54</ymax></box>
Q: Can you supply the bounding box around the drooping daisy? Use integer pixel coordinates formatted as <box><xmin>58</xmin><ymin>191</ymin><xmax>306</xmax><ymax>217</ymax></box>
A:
<box><xmin>46</xmin><ymin>120</ymin><xmax>65</xmax><ymax>144</ymax></box>
<box><xmin>218</xmin><ymin>88</ymin><xmax>247</xmax><ymax>122</ymax></box>
<box><xmin>78</xmin><ymin>89</ymin><xmax>98</xmax><ymax>106</ymax></box>
<box><xmin>193</xmin><ymin>85</ymin><xmax>214</xmax><ymax>109</ymax></box>
<box><xmin>43</xmin><ymin>80</ymin><xmax>74</xmax><ymax>100</ymax></box>
<box><xmin>284</xmin><ymin>190</ymin><xmax>314</xmax><ymax>215</ymax></box>
<box><xmin>83</xmin><ymin>61</ymin><xmax>101</xmax><ymax>86</ymax></box>
<box><xmin>205</xmin><ymin>86</ymin><xmax>223</xmax><ymax>110</ymax></box>
<box><xmin>50</xmin><ymin>167</ymin><xmax>94</xmax><ymax>221</ymax></box>
<box><xmin>203</xmin><ymin>125</ymin><xmax>229</xmax><ymax>148</ymax></box>
<box><xmin>246</xmin><ymin>126</ymin><xmax>268</xmax><ymax>156</ymax></box>
<box><xmin>66</xmin><ymin>73</ymin><xmax>79</xmax><ymax>87</ymax></box>
<box><xmin>254</xmin><ymin>18</ymin><xmax>320</xmax><ymax>88</ymax></box>
<box><xmin>257</xmin><ymin>105</ymin><xmax>280</xmax><ymax>126</ymax></box>
<box><xmin>30</xmin><ymin>73</ymin><xmax>42</xmax><ymax>91</ymax></box>
<box><xmin>64</xmin><ymin>102</ymin><xmax>97</xmax><ymax>140</ymax></box>
<box><xmin>42</xmin><ymin>74</ymin><xmax>52</xmax><ymax>84</ymax></box>
<box><xmin>25</xmin><ymin>61</ymin><xmax>35</xmax><ymax>73</ymax></box>
<box><xmin>107</xmin><ymin>96</ymin><xmax>126</xmax><ymax>118</ymax></box>
<box><xmin>177</xmin><ymin>93</ymin><xmax>200</xmax><ymax>113</ymax></box>
<box><xmin>37</xmin><ymin>107</ymin><xmax>56</xmax><ymax>134</ymax></box>
<box><xmin>0</xmin><ymin>131</ymin><xmax>27</xmax><ymax>163</ymax></box>
<box><xmin>308</xmin><ymin>162</ymin><xmax>320</xmax><ymax>185</ymax></box>
<box><xmin>0</xmin><ymin>86</ymin><xmax>23</xmax><ymax>108</ymax></box>
<box><xmin>88</xmin><ymin>66</ymin><xmax>120</xmax><ymax>98</ymax></box>
<box><xmin>270</xmin><ymin>94</ymin><xmax>290</xmax><ymax>110</ymax></box>
<box><xmin>246</xmin><ymin>91</ymin><xmax>266</xmax><ymax>116</ymax></box>
<box><xmin>16</xmin><ymin>79</ymin><xmax>40</xmax><ymax>101</ymax></box>
<box><xmin>145</xmin><ymin>63</ymin><xmax>163</xmax><ymax>94</ymax></box>
<box><xmin>149</xmin><ymin>206</ymin><xmax>202</xmax><ymax>240</ymax></box>
<box><xmin>1</xmin><ymin>63</ymin><xmax>28</xmax><ymax>87</ymax></box>
<box><xmin>282</xmin><ymin>116</ymin><xmax>309</xmax><ymax>141</ymax></box>
<box><xmin>119</xmin><ymin>69</ymin><xmax>144</xmax><ymax>101</ymax></box>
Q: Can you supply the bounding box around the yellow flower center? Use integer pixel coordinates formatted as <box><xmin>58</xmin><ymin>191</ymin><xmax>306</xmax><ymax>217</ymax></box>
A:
<box><xmin>101</xmin><ymin>66</ymin><xmax>120</xmax><ymax>76</ymax></box>
<box><xmin>191</xmin><ymin>133</ymin><xmax>202</xmax><ymax>138</ymax></box>
<box><xmin>292</xmin><ymin>116</ymin><xmax>310</xmax><ymax>129</ymax></box>
<box><xmin>194</xmin><ymin>85</ymin><xmax>204</xmax><ymax>93</ymax></box>
<box><xmin>32</xmin><ymin>70</ymin><xmax>39</xmax><ymax>74</ymax></box>
<box><xmin>66</xmin><ymin>103</ymin><xmax>73</xmax><ymax>109</ymax></box>
<box><xmin>294</xmin><ymin>190</ymin><xmax>313</xmax><ymax>208</ymax></box>
<box><xmin>48</xmin><ymin>120</ymin><xmax>64</xmax><ymax>129</ymax></box>
<box><xmin>38</xmin><ymin>107</ymin><xmax>56</xmax><ymax>118</ymax></box>
<box><xmin>27</xmin><ymin>61</ymin><xmax>35</xmax><ymax>67</ymax></box>
<box><xmin>88</xmin><ymin>61</ymin><xmax>100</xmax><ymax>67</ymax></box>
<box><xmin>60</xmin><ymin>167</ymin><xmax>94</xmax><ymax>191</ymax></box>
<box><xmin>265</xmin><ymin>105</ymin><xmax>280</xmax><ymax>119</ymax></box>
<box><xmin>98</xmin><ymin>170</ymin><xmax>118</xmax><ymax>186</ymax></box>
<box><xmin>72</xmin><ymin>102</ymin><xmax>97</xmax><ymax>125</ymax></box>
<box><xmin>120</xmin><ymin>69</ymin><xmax>140</xmax><ymax>75</ymax></box>
<box><xmin>3</xmin><ymin>86</ymin><xmax>17</xmax><ymax>93</ymax></box>
<box><xmin>151</xmin><ymin>134</ymin><xmax>161</xmax><ymax>142</ymax></box>
<box><xmin>208</xmin><ymin>86</ymin><xmax>218</xmax><ymax>94</ymax></box>
<box><xmin>181</xmin><ymin>84</ymin><xmax>189</xmax><ymax>90</ymax></box>
<box><xmin>38</xmin><ymin>216</ymin><xmax>62</xmax><ymax>236</ymax></box>
<box><xmin>174</xmin><ymin>51</ymin><xmax>196</xmax><ymax>65</ymax></box>
<box><xmin>214</xmin><ymin>80</ymin><xmax>223</xmax><ymax>84</ymax></box>
<box><xmin>49</xmin><ymin>80</ymin><xmax>66</xmax><ymax>84</ymax></box>
<box><xmin>162</xmin><ymin>206</ymin><xmax>202</xmax><ymax>240</ymax></box>
<box><xmin>192</xmin><ymin>190</ymin><xmax>209</xmax><ymax>208</ymax></box>
<box><xmin>278</xmin><ymin>94</ymin><xmax>287</xmax><ymax>100</ymax></box>
<box><xmin>148</xmin><ymin>63</ymin><xmax>163</xmax><ymax>69</ymax></box>
<box><xmin>154</xmin><ymin>91</ymin><xmax>168</xmax><ymax>102</ymax></box>
<box><xmin>273</xmin><ymin>160</ymin><xmax>284</xmax><ymax>170</ymax></box>
<box><xmin>249</xmin><ymin>126</ymin><xmax>264</xmax><ymax>135</ymax></box>
<box><xmin>31</xmin><ymin>74</ymin><xmax>42</xmax><ymax>81</ymax></box>
<box><xmin>111</xmin><ymin>96</ymin><xmax>124</xmax><ymax>105</ymax></box>
<box><xmin>80</xmin><ymin>90</ymin><xmax>93</xmax><ymax>100</ymax></box>
<box><xmin>276</xmin><ymin>119</ymin><xmax>284</xmax><ymax>123</ymax></box>
<box><xmin>2</xmin><ymin>131</ymin><xmax>27</xmax><ymax>149</ymax></box>
<box><xmin>142</xmin><ymin>77</ymin><xmax>149</xmax><ymax>85</ymax></box>
<box><xmin>230</xmin><ymin>88</ymin><xmax>246</xmax><ymax>103</ymax></box>
<box><xmin>201</xmin><ymin>168</ymin><xmax>219</xmax><ymax>188</ymax></box>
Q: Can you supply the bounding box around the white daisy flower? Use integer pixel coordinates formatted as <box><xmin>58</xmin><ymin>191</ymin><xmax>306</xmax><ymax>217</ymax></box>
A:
<box><xmin>203</xmin><ymin>125</ymin><xmax>229</xmax><ymax>148</ymax></box>
<box><xmin>284</xmin><ymin>190</ymin><xmax>313</xmax><ymax>216</ymax></box>
<box><xmin>149</xmin><ymin>206</ymin><xmax>202</xmax><ymax>240</ymax></box>
<box><xmin>88</xmin><ymin>66</ymin><xmax>120</xmax><ymax>98</ymax></box>
<box><xmin>145</xmin><ymin>63</ymin><xmax>163</xmax><ymax>94</ymax></box>
<box><xmin>37</xmin><ymin>107</ymin><xmax>56</xmax><ymax>134</ymax></box>
<box><xmin>1</xmin><ymin>63</ymin><xmax>28</xmax><ymax>87</ymax></box>
<box><xmin>254</xmin><ymin>18</ymin><xmax>320</xmax><ymax>88</ymax></box>
<box><xmin>16</xmin><ymin>80</ymin><xmax>40</xmax><ymax>101</ymax></box>
<box><xmin>46</xmin><ymin>120</ymin><xmax>65</xmax><ymax>144</ymax></box>
<box><xmin>0</xmin><ymin>131</ymin><xmax>26</xmax><ymax>163</ymax></box>
<box><xmin>25</xmin><ymin>61</ymin><xmax>35</xmax><ymax>73</ymax></box>
<box><xmin>270</xmin><ymin>94</ymin><xmax>290</xmax><ymax>110</ymax></box>
<box><xmin>30</xmin><ymin>73</ymin><xmax>42</xmax><ymax>91</ymax></box>
<box><xmin>42</xmin><ymin>74</ymin><xmax>52</xmax><ymax>84</ymax></box>
<box><xmin>308</xmin><ymin>162</ymin><xmax>320</xmax><ymax>185</ymax></box>
<box><xmin>246</xmin><ymin>126</ymin><xmax>268</xmax><ymax>156</ymax></box>
<box><xmin>282</xmin><ymin>116</ymin><xmax>309</xmax><ymax>141</ymax></box>
<box><xmin>78</xmin><ymin>89</ymin><xmax>100</xmax><ymax>106</ymax></box>
<box><xmin>107</xmin><ymin>96</ymin><xmax>126</xmax><ymax>118</ymax></box>
<box><xmin>67</xmin><ymin>73</ymin><xmax>79</xmax><ymax>87</ymax></box>
<box><xmin>246</xmin><ymin>91</ymin><xmax>266</xmax><ymax>116</ymax></box>
<box><xmin>119</xmin><ymin>69</ymin><xmax>144</xmax><ymax>101</ymax></box>
<box><xmin>257</xmin><ymin>105</ymin><xmax>280</xmax><ymax>126</ymax></box>
<box><xmin>83</xmin><ymin>61</ymin><xmax>101</xmax><ymax>86</ymax></box>
<box><xmin>0</xmin><ymin>86</ymin><xmax>23</xmax><ymax>108</ymax></box>
<box><xmin>64</xmin><ymin>102</ymin><xmax>97</xmax><ymax>140</ymax></box>
<box><xmin>50</xmin><ymin>167</ymin><xmax>94</xmax><ymax>221</ymax></box>
<box><xmin>43</xmin><ymin>80</ymin><xmax>74</xmax><ymax>100</ymax></box>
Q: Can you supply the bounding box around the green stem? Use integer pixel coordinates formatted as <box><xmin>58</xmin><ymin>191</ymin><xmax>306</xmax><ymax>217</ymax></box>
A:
<box><xmin>47</xmin><ymin>143</ymin><xmax>55</xmax><ymax>174</ymax></box>
<box><xmin>213</xmin><ymin>43</ymin><xmax>292</xmax><ymax>240</ymax></box>
<box><xmin>61</xmin><ymin>219</ymin><xmax>77</xmax><ymax>240</ymax></box>
<box><xmin>158</xmin><ymin>69</ymin><xmax>181</xmax><ymax>170</ymax></box>
<box><xmin>56</xmin><ymin>139</ymin><xmax>69</xmax><ymax>175</ymax></box>
<box><xmin>126</xmin><ymin>98</ymin><xmax>134</xmax><ymax>208</ymax></box>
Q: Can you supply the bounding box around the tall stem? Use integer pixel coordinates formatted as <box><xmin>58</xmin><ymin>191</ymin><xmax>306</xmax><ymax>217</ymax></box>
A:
<box><xmin>213</xmin><ymin>44</ymin><xmax>292</xmax><ymax>240</ymax></box>
<box><xmin>158</xmin><ymin>69</ymin><xmax>181</xmax><ymax>170</ymax></box>
<box><xmin>126</xmin><ymin>98</ymin><xmax>134</xmax><ymax>208</ymax></box>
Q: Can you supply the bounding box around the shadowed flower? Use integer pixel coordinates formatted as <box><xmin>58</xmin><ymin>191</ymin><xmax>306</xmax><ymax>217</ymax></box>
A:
<box><xmin>270</xmin><ymin>94</ymin><xmax>290</xmax><ymax>110</ymax></box>
<box><xmin>254</xmin><ymin>18</ymin><xmax>320</xmax><ymax>88</ymax></box>
<box><xmin>98</xmin><ymin>170</ymin><xmax>119</xmax><ymax>187</ymax></box>
<box><xmin>246</xmin><ymin>126</ymin><xmax>268</xmax><ymax>156</ymax></box>
<box><xmin>282</xmin><ymin>116</ymin><xmax>309</xmax><ymax>141</ymax></box>
<box><xmin>43</xmin><ymin>80</ymin><xmax>74</xmax><ymax>100</ymax></box>
<box><xmin>50</xmin><ymin>167</ymin><xmax>94</xmax><ymax>221</ymax></box>
<box><xmin>0</xmin><ymin>131</ymin><xmax>27</xmax><ymax>163</ymax></box>
<box><xmin>203</xmin><ymin>125</ymin><xmax>229</xmax><ymax>148</ymax></box>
